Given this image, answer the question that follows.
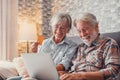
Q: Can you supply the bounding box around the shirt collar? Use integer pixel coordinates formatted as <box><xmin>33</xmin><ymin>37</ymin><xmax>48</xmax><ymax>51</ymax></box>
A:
<box><xmin>50</xmin><ymin>36</ymin><xmax>69</xmax><ymax>45</ymax></box>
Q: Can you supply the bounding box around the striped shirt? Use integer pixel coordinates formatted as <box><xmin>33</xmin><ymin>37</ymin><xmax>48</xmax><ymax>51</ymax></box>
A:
<box><xmin>38</xmin><ymin>36</ymin><xmax>78</xmax><ymax>70</ymax></box>
<box><xmin>71</xmin><ymin>35</ymin><xmax>120</xmax><ymax>80</ymax></box>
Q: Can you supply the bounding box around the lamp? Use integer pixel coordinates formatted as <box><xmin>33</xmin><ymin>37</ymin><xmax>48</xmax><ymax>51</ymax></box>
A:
<box><xmin>19</xmin><ymin>21</ymin><xmax>37</xmax><ymax>53</ymax></box>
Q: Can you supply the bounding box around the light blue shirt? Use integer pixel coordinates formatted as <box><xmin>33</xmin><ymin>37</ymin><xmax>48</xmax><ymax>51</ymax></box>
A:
<box><xmin>38</xmin><ymin>36</ymin><xmax>78</xmax><ymax>70</ymax></box>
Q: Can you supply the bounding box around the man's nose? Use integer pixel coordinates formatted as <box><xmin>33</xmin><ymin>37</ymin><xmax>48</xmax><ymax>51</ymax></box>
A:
<box><xmin>80</xmin><ymin>31</ymin><xmax>86</xmax><ymax>37</ymax></box>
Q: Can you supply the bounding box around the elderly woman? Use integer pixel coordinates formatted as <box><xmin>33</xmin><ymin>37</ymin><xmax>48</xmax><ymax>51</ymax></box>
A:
<box><xmin>38</xmin><ymin>13</ymin><xmax>77</xmax><ymax>71</ymax></box>
<box><xmin>7</xmin><ymin>13</ymin><xmax>77</xmax><ymax>80</ymax></box>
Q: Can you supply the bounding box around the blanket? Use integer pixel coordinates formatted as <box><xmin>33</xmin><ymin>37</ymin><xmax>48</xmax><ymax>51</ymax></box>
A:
<box><xmin>0</xmin><ymin>61</ymin><xmax>18</xmax><ymax>80</ymax></box>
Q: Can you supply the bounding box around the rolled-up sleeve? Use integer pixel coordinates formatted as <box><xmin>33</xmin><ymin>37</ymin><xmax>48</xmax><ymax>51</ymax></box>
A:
<box><xmin>59</xmin><ymin>44</ymin><xmax>78</xmax><ymax>70</ymax></box>
<box><xmin>100</xmin><ymin>44</ymin><xmax>120</xmax><ymax>80</ymax></box>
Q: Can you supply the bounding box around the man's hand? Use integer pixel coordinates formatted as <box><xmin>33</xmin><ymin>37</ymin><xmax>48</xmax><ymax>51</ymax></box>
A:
<box><xmin>58</xmin><ymin>71</ymin><xmax>67</xmax><ymax>76</ymax></box>
<box><xmin>60</xmin><ymin>72</ymin><xmax>87</xmax><ymax>80</ymax></box>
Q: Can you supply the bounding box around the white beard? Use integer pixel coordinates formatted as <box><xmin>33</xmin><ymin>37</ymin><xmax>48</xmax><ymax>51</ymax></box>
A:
<box><xmin>81</xmin><ymin>31</ymin><xmax>98</xmax><ymax>46</ymax></box>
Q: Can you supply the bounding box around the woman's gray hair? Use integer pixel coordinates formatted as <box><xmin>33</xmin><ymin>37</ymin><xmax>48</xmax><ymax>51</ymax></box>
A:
<box><xmin>50</xmin><ymin>13</ymin><xmax>72</xmax><ymax>30</ymax></box>
<box><xmin>74</xmin><ymin>12</ymin><xmax>98</xmax><ymax>27</ymax></box>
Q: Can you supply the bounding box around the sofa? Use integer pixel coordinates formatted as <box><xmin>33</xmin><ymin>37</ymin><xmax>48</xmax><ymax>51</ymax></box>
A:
<box><xmin>0</xmin><ymin>31</ymin><xmax>120</xmax><ymax>80</ymax></box>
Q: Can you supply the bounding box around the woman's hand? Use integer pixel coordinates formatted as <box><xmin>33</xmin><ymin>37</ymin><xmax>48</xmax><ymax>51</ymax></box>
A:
<box><xmin>30</xmin><ymin>42</ymin><xmax>39</xmax><ymax>53</ymax></box>
<box><xmin>56</xmin><ymin>64</ymin><xmax>65</xmax><ymax>71</ymax></box>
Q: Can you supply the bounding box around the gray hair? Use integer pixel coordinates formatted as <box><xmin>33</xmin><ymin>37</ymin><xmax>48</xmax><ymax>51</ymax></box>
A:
<box><xmin>50</xmin><ymin>13</ymin><xmax>72</xmax><ymax>30</ymax></box>
<box><xmin>74</xmin><ymin>12</ymin><xmax>98</xmax><ymax>27</ymax></box>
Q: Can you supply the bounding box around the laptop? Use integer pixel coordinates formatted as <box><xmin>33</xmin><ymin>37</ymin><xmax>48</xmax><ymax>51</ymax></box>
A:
<box><xmin>21</xmin><ymin>53</ymin><xmax>59</xmax><ymax>80</ymax></box>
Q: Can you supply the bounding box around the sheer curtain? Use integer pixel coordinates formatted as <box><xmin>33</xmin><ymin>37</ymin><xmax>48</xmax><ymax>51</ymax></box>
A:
<box><xmin>0</xmin><ymin>0</ymin><xmax>18</xmax><ymax>61</ymax></box>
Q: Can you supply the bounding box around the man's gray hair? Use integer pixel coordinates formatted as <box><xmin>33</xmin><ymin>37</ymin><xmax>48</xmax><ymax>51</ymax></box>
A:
<box><xmin>74</xmin><ymin>12</ymin><xmax>98</xmax><ymax>27</ymax></box>
<box><xmin>50</xmin><ymin>13</ymin><xmax>72</xmax><ymax>30</ymax></box>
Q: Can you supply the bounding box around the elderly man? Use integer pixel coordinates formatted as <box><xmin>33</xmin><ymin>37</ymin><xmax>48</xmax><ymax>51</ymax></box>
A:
<box><xmin>60</xmin><ymin>13</ymin><xmax>120</xmax><ymax>80</ymax></box>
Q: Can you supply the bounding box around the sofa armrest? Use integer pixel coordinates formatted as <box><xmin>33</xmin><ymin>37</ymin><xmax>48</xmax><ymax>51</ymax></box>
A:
<box><xmin>0</xmin><ymin>61</ymin><xmax>18</xmax><ymax>79</ymax></box>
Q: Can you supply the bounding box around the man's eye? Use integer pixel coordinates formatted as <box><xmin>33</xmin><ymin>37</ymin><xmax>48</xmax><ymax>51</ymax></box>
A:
<box><xmin>61</xmin><ymin>27</ymin><xmax>65</xmax><ymax>29</ymax></box>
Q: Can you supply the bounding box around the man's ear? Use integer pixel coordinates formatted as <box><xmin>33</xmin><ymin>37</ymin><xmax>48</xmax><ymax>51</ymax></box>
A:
<box><xmin>67</xmin><ymin>28</ymin><xmax>70</xmax><ymax>33</ymax></box>
<box><xmin>95</xmin><ymin>23</ymin><xmax>99</xmax><ymax>32</ymax></box>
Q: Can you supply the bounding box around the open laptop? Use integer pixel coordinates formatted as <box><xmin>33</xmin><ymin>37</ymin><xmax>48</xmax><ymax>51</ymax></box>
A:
<box><xmin>21</xmin><ymin>53</ymin><xmax>59</xmax><ymax>80</ymax></box>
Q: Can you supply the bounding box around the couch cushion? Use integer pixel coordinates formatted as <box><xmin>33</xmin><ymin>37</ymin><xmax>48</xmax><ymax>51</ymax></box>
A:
<box><xmin>102</xmin><ymin>31</ymin><xmax>120</xmax><ymax>47</ymax></box>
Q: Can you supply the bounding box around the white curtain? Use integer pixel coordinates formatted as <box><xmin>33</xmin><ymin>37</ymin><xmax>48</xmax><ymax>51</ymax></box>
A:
<box><xmin>0</xmin><ymin>0</ymin><xmax>18</xmax><ymax>61</ymax></box>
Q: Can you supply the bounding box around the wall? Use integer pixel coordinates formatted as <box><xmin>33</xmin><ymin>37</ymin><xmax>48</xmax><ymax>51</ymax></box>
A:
<box><xmin>18</xmin><ymin>0</ymin><xmax>52</xmax><ymax>38</ymax></box>
<box><xmin>52</xmin><ymin>0</ymin><xmax>120</xmax><ymax>35</ymax></box>
<box><xmin>18</xmin><ymin>0</ymin><xmax>120</xmax><ymax>54</ymax></box>
<box><xmin>19</xmin><ymin>0</ymin><xmax>120</xmax><ymax>37</ymax></box>
<box><xmin>18</xmin><ymin>0</ymin><xmax>52</xmax><ymax>55</ymax></box>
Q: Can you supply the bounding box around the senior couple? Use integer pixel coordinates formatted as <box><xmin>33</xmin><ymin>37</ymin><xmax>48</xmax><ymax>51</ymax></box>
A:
<box><xmin>8</xmin><ymin>12</ymin><xmax>120</xmax><ymax>80</ymax></box>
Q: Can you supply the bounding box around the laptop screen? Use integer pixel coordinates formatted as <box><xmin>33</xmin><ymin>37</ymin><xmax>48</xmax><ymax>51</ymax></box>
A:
<box><xmin>21</xmin><ymin>53</ymin><xmax>59</xmax><ymax>80</ymax></box>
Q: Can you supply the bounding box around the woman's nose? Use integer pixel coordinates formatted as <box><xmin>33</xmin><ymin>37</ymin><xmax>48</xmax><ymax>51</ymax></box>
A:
<box><xmin>56</xmin><ymin>27</ymin><xmax>62</xmax><ymax>32</ymax></box>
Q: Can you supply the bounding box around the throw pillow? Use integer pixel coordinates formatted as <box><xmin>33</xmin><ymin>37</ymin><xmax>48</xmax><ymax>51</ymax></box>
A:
<box><xmin>13</xmin><ymin>57</ymin><xmax>29</xmax><ymax>78</ymax></box>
